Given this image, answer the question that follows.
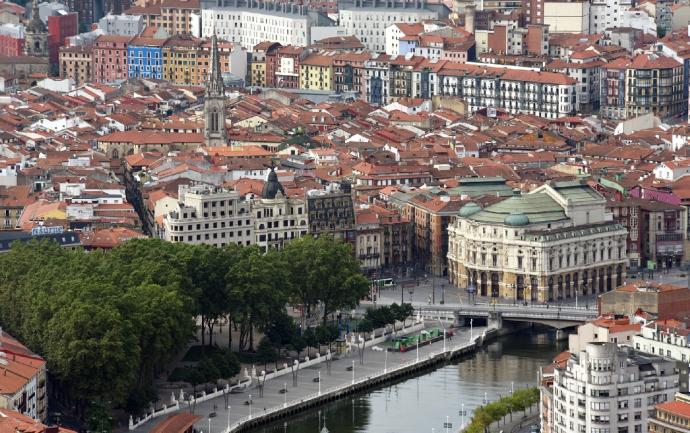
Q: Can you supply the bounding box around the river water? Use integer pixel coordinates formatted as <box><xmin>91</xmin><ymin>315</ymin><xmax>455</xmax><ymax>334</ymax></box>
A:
<box><xmin>250</xmin><ymin>328</ymin><xmax>566</xmax><ymax>433</ymax></box>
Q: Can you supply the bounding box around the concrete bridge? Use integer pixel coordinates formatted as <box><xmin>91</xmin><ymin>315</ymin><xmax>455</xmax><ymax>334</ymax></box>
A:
<box><xmin>415</xmin><ymin>302</ymin><xmax>598</xmax><ymax>331</ymax></box>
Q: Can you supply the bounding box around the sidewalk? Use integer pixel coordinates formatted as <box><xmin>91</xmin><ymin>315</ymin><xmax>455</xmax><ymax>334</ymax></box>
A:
<box><xmin>131</xmin><ymin>325</ymin><xmax>486</xmax><ymax>433</ymax></box>
<box><xmin>489</xmin><ymin>404</ymin><xmax>539</xmax><ymax>433</ymax></box>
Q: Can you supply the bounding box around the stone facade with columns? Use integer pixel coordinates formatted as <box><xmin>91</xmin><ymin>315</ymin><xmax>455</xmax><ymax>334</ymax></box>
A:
<box><xmin>448</xmin><ymin>181</ymin><xmax>628</xmax><ymax>302</ymax></box>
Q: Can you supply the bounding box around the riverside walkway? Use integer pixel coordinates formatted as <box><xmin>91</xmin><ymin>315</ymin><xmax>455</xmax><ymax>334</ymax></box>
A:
<box><xmin>130</xmin><ymin>325</ymin><xmax>487</xmax><ymax>433</ymax></box>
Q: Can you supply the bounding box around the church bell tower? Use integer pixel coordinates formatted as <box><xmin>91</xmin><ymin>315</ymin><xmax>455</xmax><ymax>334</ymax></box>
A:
<box><xmin>203</xmin><ymin>32</ymin><xmax>228</xmax><ymax>147</ymax></box>
<box><xmin>24</xmin><ymin>0</ymin><xmax>48</xmax><ymax>59</ymax></box>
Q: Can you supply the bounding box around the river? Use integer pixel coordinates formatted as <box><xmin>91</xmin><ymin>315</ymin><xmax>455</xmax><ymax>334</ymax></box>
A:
<box><xmin>249</xmin><ymin>328</ymin><xmax>566</xmax><ymax>433</ymax></box>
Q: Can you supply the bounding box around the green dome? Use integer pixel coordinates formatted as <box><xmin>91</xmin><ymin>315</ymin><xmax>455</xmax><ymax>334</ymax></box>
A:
<box><xmin>504</xmin><ymin>211</ymin><xmax>530</xmax><ymax>226</ymax></box>
<box><xmin>459</xmin><ymin>202</ymin><xmax>481</xmax><ymax>217</ymax></box>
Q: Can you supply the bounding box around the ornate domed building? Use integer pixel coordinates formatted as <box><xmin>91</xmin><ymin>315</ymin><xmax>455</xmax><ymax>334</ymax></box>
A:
<box><xmin>253</xmin><ymin>166</ymin><xmax>307</xmax><ymax>251</ymax></box>
<box><xmin>447</xmin><ymin>181</ymin><xmax>628</xmax><ymax>302</ymax></box>
<box><xmin>261</xmin><ymin>166</ymin><xmax>286</xmax><ymax>199</ymax></box>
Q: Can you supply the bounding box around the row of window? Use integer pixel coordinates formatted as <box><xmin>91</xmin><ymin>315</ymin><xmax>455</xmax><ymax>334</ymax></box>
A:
<box><xmin>169</xmin><ymin>219</ymin><xmax>251</xmax><ymax>231</ymax></box>
<box><xmin>169</xmin><ymin>230</ymin><xmax>251</xmax><ymax>241</ymax></box>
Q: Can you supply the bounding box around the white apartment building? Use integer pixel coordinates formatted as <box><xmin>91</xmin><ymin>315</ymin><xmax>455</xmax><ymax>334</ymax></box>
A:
<box><xmin>364</xmin><ymin>54</ymin><xmax>392</xmax><ymax>104</ymax></box>
<box><xmin>438</xmin><ymin>66</ymin><xmax>578</xmax><ymax>118</ymax></box>
<box><xmin>97</xmin><ymin>13</ymin><xmax>145</xmax><ymax>36</ymax></box>
<box><xmin>0</xmin><ymin>329</ymin><xmax>48</xmax><ymax>422</ymax></box>
<box><xmin>620</xmin><ymin>9</ymin><xmax>657</xmax><ymax>35</ymax></box>
<box><xmin>542</xmin><ymin>342</ymin><xmax>679</xmax><ymax>433</ymax></box>
<box><xmin>568</xmin><ymin>317</ymin><xmax>641</xmax><ymax>353</ymax></box>
<box><xmin>201</xmin><ymin>2</ymin><xmax>329</xmax><ymax>51</ymax></box>
<box><xmin>590</xmin><ymin>0</ymin><xmax>634</xmax><ymax>33</ymax></box>
<box><xmin>163</xmin><ymin>184</ymin><xmax>253</xmax><ymax>247</ymax></box>
<box><xmin>0</xmin><ymin>23</ymin><xmax>24</xmax><ymax>40</ymax></box>
<box><xmin>633</xmin><ymin>320</ymin><xmax>690</xmax><ymax>392</ymax></box>
<box><xmin>546</xmin><ymin>54</ymin><xmax>603</xmax><ymax>113</ymax></box>
<box><xmin>339</xmin><ymin>0</ymin><xmax>442</xmax><ymax>53</ymax></box>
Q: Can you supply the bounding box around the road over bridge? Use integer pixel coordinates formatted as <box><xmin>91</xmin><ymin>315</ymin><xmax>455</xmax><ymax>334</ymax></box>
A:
<box><xmin>413</xmin><ymin>302</ymin><xmax>599</xmax><ymax>330</ymax></box>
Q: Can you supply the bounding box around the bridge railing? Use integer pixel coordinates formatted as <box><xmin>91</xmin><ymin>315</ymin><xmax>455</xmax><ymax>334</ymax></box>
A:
<box><xmin>416</xmin><ymin>307</ymin><xmax>598</xmax><ymax>321</ymax></box>
<box><xmin>471</xmin><ymin>302</ymin><xmax>594</xmax><ymax>311</ymax></box>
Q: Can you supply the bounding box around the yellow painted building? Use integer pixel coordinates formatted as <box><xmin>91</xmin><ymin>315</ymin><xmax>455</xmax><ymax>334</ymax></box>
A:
<box><xmin>162</xmin><ymin>34</ymin><xmax>202</xmax><ymax>85</ymax></box>
<box><xmin>251</xmin><ymin>61</ymin><xmax>266</xmax><ymax>87</ymax></box>
<box><xmin>250</xmin><ymin>41</ymin><xmax>281</xmax><ymax>87</ymax></box>
<box><xmin>300</xmin><ymin>54</ymin><xmax>335</xmax><ymax>91</ymax></box>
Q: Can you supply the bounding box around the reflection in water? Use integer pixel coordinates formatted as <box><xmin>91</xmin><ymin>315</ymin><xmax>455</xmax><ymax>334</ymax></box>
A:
<box><xmin>252</xmin><ymin>328</ymin><xmax>566</xmax><ymax>433</ymax></box>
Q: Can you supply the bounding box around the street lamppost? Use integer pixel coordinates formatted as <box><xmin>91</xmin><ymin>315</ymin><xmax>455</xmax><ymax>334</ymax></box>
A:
<box><xmin>226</xmin><ymin>406</ymin><xmax>231</xmax><ymax>431</ymax></box>
<box><xmin>283</xmin><ymin>383</ymin><xmax>287</xmax><ymax>408</ymax></box>
<box><xmin>291</xmin><ymin>359</ymin><xmax>298</xmax><ymax>387</ymax></box>
<box><xmin>384</xmin><ymin>348</ymin><xmax>388</xmax><ymax>373</ymax></box>
<box><xmin>506</xmin><ymin>283</ymin><xmax>515</xmax><ymax>305</ymax></box>
<box><xmin>351</xmin><ymin>360</ymin><xmax>355</xmax><ymax>384</ymax></box>
<box><xmin>469</xmin><ymin>318</ymin><xmax>473</xmax><ymax>342</ymax></box>
<box><xmin>432</xmin><ymin>274</ymin><xmax>436</xmax><ymax>305</ymax></box>
<box><xmin>318</xmin><ymin>371</ymin><xmax>321</xmax><ymax>396</ymax></box>
<box><xmin>358</xmin><ymin>335</ymin><xmax>365</xmax><ymax>365</ymax></box>
<box><xmin>248</xmin><ymin>394</ymin><xmax>252</xmax><ymax>419</ymax></box>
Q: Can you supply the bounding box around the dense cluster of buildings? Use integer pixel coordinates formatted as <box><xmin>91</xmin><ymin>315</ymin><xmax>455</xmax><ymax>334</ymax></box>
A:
<box><xmin>538</xmin><ymin>281</ymin><xmax>690</xmax><ymax>433</ymax></box>
<box><xmin>5</xmin><ymin>0</ymin><xmax>690</xmax><ymax>122</ymax></box>
<box><xmin>10</xmin><ymin>0</ymin><xmax>690</xmax><ymax>431</ymax></box>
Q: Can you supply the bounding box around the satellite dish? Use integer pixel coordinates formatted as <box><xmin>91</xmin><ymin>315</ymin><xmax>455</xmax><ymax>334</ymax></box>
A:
<box><xmin>0</xmin><ymin>359</ymin><xmax>7</xmax><ymax>366</ymax></box>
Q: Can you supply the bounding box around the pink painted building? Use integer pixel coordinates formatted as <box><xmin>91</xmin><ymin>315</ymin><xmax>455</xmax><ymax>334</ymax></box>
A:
<box><xmin>92</xmin><ymin>34</ymin><xmax>133</xmax><ymax>83</ymax></box>
<box><xmin>0</xmin><ymin>33</ymin><xmax>23</xmax><ymax>56</ymax></box>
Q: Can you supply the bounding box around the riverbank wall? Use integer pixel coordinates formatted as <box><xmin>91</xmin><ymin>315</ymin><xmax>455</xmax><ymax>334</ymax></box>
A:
<box><xmin>225</xmin><ymin>328</ymin><xmax>500</xmax><ymax>433</ymax></box>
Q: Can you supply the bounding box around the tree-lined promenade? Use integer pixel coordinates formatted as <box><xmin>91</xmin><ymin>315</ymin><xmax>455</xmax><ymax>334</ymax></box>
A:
<box><xmin>0</xmin><ymin>236</ymin><xmax>369</xmax><ymax>429</ymax></box>
<box><xmin>465</xmin><ymin>388</ymin><xmax>541</xmax><ymax>433</ymax></box>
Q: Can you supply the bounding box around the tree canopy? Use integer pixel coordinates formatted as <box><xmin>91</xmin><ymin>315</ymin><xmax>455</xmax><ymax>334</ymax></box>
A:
<box><xmin>0</xmin><ymin>234</ymin><xmax>369</xmax><ymax>420</ymax></box>
<box><xmin>282</xmin><ymin>236</ymin><xmax>369</xmax><ymax>324</ymax></box>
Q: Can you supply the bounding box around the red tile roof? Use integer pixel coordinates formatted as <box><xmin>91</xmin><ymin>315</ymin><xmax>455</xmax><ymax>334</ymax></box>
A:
<box><xmin>150</xmin><ymin>413</ymin><xmax>200</xmax><ymax>433</ymax></box>
<box><xmin>656</xmin><ymin>401</ymin><xmax>690</xmax><ymax>419</ymax></box>
<box><xmin>0</xmin><ymin>409</ymin><xmax>75</xmax><ymax>433</ymax></box>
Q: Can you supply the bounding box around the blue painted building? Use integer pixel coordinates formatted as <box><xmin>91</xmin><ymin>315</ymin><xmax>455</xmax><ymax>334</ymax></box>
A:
<box><xmin>127</xmin><ymin>36</ymin><xmax>167</xmax><ymax>80</ymax></box>
<box><xmin>399</xmin><ymin>39</ymin><xmax>418</xmax><ymax>55</ymax></box>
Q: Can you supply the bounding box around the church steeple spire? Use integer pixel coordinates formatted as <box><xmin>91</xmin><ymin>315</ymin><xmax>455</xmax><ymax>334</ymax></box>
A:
<box><xmin>206</xmin><ymin>32</ymin><xmax>224</xmax><ymax>96</ymax></box>
<box><xmin>203</xmin><ymin>29</ymin><xmax>228</xmax><ymax>147</ymax></box>
<box><xmin>27</xmin><ymin>0</ymin><xmax>46</xmax><ymax>32</ymax></box>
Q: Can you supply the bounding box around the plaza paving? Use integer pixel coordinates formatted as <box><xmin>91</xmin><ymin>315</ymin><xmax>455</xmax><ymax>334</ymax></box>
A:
<box><xmin>131</xmin><ymin>325</ymin><xmax>485</xmax><ymax>433</ymax></box>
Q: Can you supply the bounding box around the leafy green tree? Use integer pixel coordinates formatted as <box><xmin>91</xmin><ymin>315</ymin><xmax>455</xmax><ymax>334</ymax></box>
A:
<box><xmin>303</xmin><ymin>327</ymin><xmax>317</xmax><ymax>358</ymax></box>
<box><xmin>290</xmin><ymin>335</ymin><xmax>306</xmax><ymax>358</ymax></box>
<box><xmin>357</xmin><ymin>318</ymin><xmax>374</xmax><ymax>334</ymax></box>
<box><xmin>211</xmin><ymin>348</ymin><xmax>241</xmax><ymax>379</ymax></box>
<box><xmin>197</xmin><ymin>358</ymin><xmax>221</xmax><ymax>390</ymax></box>
<box><xmin>282</xmin><ymin>236</ymin><xmax>369</xmax><ymax>325</ymax></box>
<box><xmin>185</xmin><ymin>368</ymin><xmax>206</xmax><ymax>397</ymax></box>
<box><xmin>256</xmin><ymin>336</ymin><xmax>278</xmax><ymax>371</ymax></box>
<box><xmin>227</xmin><ymin>247</ymin><xmax>287</xmax><ymax>351</ymax></box>
<box><xmin>266</xmin><ymin>311</ymin><xmax>297</xmax><ymax>351</ymax></box>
